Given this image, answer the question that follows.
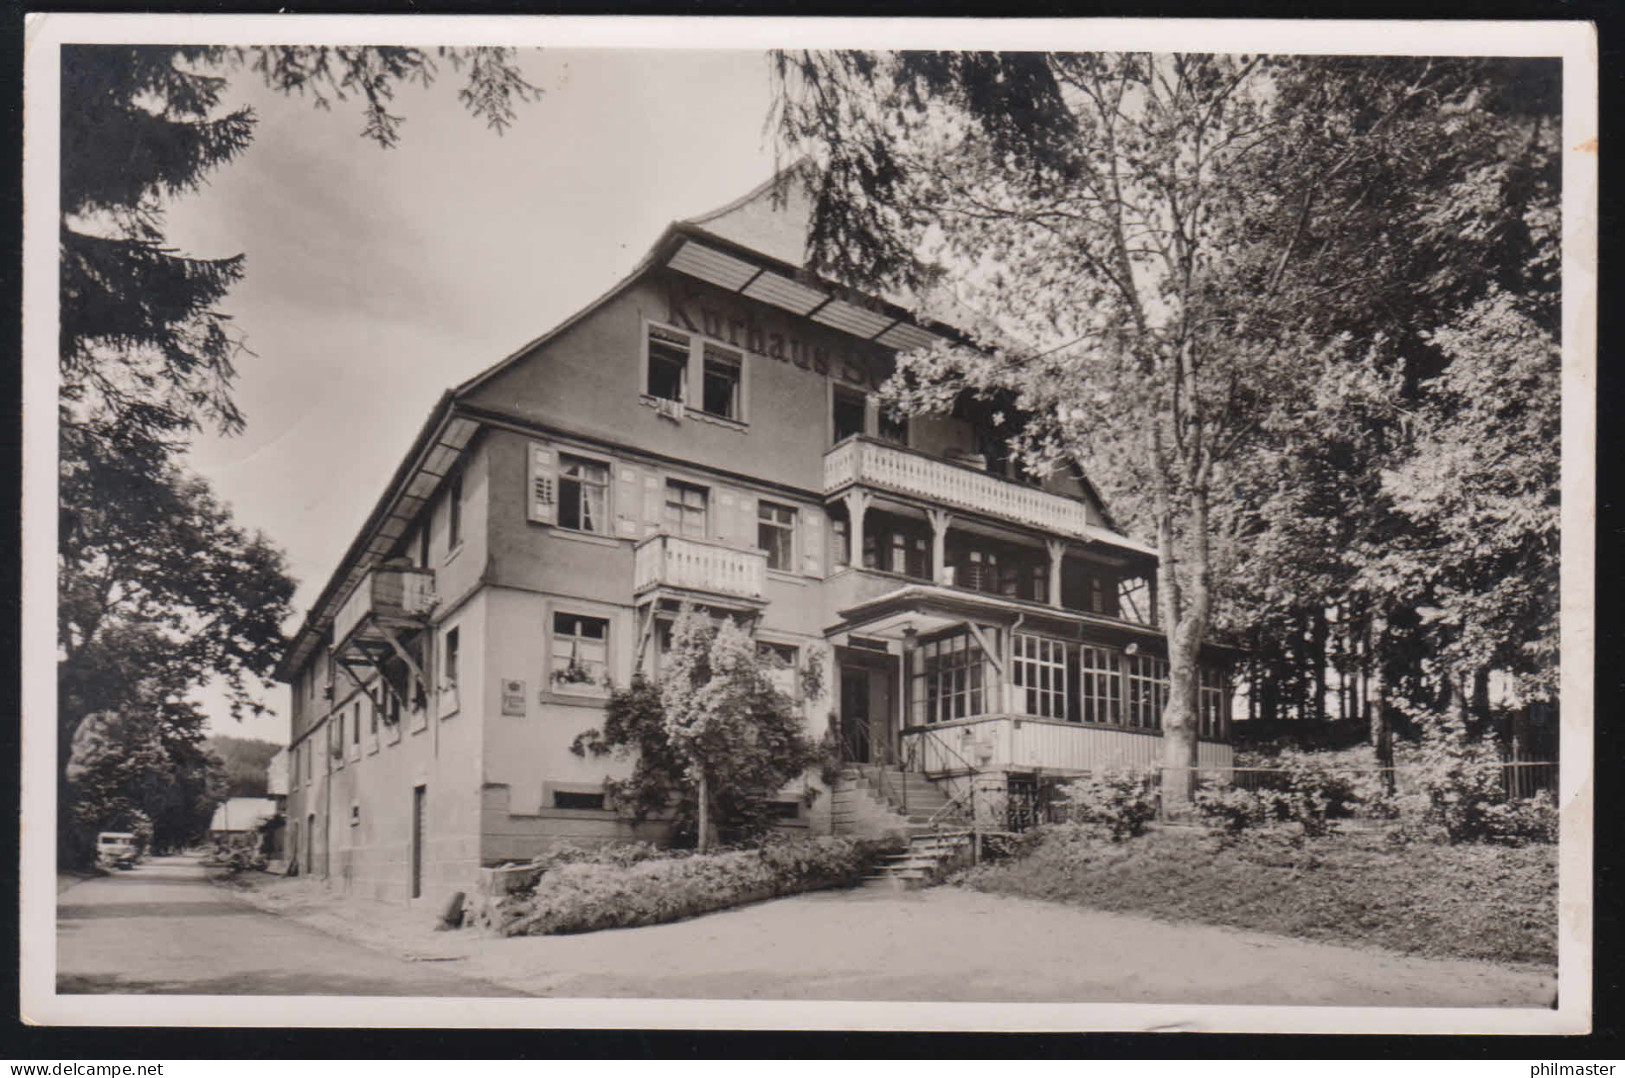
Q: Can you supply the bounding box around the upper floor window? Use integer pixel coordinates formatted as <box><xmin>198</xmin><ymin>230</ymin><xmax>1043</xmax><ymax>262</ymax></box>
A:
<box><xmin>444</xmin><ymin>627</ymin><xmax>460</xmax><ymax>689</ymax></box>
<box><xmin>757</xmin><ymin>501</ymin><xmax>796</xmax><ymax>571</ymax></box>
<box><xmin>647</xmin><ymin>326</ymin><xmax>689</xmax><ymax>403</ymax></box>
<box><xmin>558</xmin><ymin>454</ymin><xmax>610</xmax><ymax>534</ymax></box>
<box><xmin>552</xmin><ymin>612</ymin><xmax>609</xmax><ymax>694</ymax></box>
<box><xmin>878</xmin><ymin>408</ymin><xmax>909</xmax><ymax>446</ymax></box>
<box><xmin>448</xmin><ymin>473</ymin><xmax>464</xmax><ymax>550</ymax></box>
<box><xmin>663</xmin><ymin>480</ymin><xmax>708</xmax><ymax>539</ymax></box>
<box><xmin>352</xmin><ymin>701</ymin><xmax>361</xmax><ymax>745</ymax></box>
<box><xmin>418</xmin><ymin>523</ymin><xmax>430</xmax><ymax>568</ymax></box>
<box><xmin>701</xmin><ymin>344</ymin><xmax>742</xmax><ymax>420</ymax></box>
<box><xmin>833</xmin><ymin>387</ymin><xmax>866</xmax><ymax>444</ymax></box>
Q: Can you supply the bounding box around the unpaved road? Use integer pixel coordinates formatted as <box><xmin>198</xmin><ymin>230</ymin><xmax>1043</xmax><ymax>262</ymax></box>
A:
<box><xmin>56</xmin><ymin>856</ymin><xmax>517</xmax><ymax>996</ymax></box>
<box><xmin>452</xmin><ymin>887</ymin><xmax>1556</xmax><ymax>1006</ymax></box>
<box><xmin>59</xmin><ymin>856</ymin><xmax>1555</xmax><ymax>1007</ymax></box>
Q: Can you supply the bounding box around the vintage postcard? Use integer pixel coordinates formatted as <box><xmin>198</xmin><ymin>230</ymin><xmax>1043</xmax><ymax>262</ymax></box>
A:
<box><xmin>20</xmin><ymin>14</ymin><xmax>1597</xmax><ymax>1034</ymax></box>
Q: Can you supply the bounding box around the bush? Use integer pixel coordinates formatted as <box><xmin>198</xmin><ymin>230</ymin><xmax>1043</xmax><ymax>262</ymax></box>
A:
<box><xmin>1407</xmin><ymin>724</ymin><xmax>1557</xmax><ymax>846</ymax></box>
<box><xmin>495</xmin><ymin>835</ymin><xmax>894</xmax><ymax>936</ymax></box>
<box><xmin>1196</xmin><ymin>750</ymin><xmax>1375</xmax><ymax>837</ymax></box>
<box><xmin>1057</xmin><ymin>768</ymin><xmax>1158</xmax><ymax>841</ymax></box>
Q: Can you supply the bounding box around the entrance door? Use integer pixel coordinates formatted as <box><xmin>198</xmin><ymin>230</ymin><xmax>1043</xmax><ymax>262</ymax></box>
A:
<box><xmin>410</xmin><ymin>784</ymin><xmax>427</xmax><ymax>899</ymax></box>
<box><xmin>304</xmin><ymin>813</ymin><xmax>315</xmax><ymax>875</ymax></box>
<box><xmin>840</xmin><ymin>669</ymin><xmax>871</xmax><ymax>764</ymax></box>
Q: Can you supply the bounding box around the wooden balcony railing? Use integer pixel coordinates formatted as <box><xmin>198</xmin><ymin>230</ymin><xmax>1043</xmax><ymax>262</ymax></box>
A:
<box><xmin>333</xmin><ymin>564</ymin><xmax>437</xmax><ymax>648</ymax></box>
<box><xmin>633</xmin><ymin>534</ymin><xmax>767</xmax><ymax>601</ymax></box>
<box><xmin>824</xmin><ymin>436</ymin><xmax>1102</xmax><ymax>540</ymax></box>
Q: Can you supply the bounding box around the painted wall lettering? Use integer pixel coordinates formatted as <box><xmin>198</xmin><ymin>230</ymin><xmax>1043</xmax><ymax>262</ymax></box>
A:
<box><xmin>663</xmin><ymin>284</ymin><xmax>883</xmax><ymax>389</ymax></box>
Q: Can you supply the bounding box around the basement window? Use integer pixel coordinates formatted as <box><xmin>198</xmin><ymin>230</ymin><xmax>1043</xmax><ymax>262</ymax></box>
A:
<box><xmin>553</xmin><ymin>790</ymin><xmax>606</xmax><ymax>811</ymax></box>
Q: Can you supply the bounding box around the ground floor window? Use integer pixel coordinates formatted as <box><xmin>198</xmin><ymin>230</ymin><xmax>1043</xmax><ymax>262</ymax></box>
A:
<box><xmin>552</xmin><ymin>612</ymin><xmax>610</xmax><ymax>694</ymax></box>
<box><xmin>1124</xmin><ymin>653</ymin><xmax>1169</xmax><ymax>730</ymax></box>
<box><xmin>1199</xmin><ymin>666</ymin><xmax>1229</xmax><ymax>739</ymax></box>
<box><xmin>909</xmin><ymin>628</ymin><xmax>990</xmax><ymax>725</ymax></box>
<box><xmin>1012</xmin><ymin>633</ymin><xmax>1067</xmax><ymax>719</ymax></box>
<box><xmin>1077</xmin><ymin>645</ymin><xmax>1123</xmax><ymax>725</ymax></box>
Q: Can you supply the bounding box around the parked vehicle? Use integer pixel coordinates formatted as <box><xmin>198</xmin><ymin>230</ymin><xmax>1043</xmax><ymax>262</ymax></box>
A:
<box><xmin>95</xmin><ymin>831</ymin><xmax>138</xmax><ymax>869</ymax></box>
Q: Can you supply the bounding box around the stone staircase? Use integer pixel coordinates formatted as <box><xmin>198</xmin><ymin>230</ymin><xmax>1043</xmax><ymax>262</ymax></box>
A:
<box><xmin>832</xmin><ymin>766</ymin><xmax>976</xmax><ymax>889</ymax></box>
<box><xmin>862</xmin><ymin>830</ymin><xmax>975</xmax><ymax>890</ymax></box>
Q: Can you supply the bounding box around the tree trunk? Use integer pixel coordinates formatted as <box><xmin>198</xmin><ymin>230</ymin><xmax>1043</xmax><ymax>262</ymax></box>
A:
<box><xmin>1367</xmin><ymin>612</ymin><xmax>1393</xmax><ymax>793</ymax></box>
<box><xmin>696</xmin><ymin>772</ymin><xmax>713</xmax><ymax>853</ymax></box>
<box><xmin>1310</xmin><ymin>609</ymin><xmax>1328</xmax><ymax>723</ymax></box>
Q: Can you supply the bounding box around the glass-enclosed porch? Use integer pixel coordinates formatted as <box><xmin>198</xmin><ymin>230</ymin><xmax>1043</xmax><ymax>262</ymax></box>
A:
<box><xmin>830</xmin><ymin>585</ymin><xmax>1236</xmax><ymax>779</ymax></box>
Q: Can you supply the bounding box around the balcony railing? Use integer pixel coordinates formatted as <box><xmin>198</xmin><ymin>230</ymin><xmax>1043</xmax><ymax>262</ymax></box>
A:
<box><xmin>633</xmin><ymin>534</ymin><xmax>767</xmax><ymax>601</ymax></box>
<box><xmin>333</xmin><ymin>564</ymin><xmax>437</xmax><ymax>648</ymax></box>
<box><xmin>824</xmin><ymin>436</ymin><xmax>1102</xmax><ymax>541</ymax></box>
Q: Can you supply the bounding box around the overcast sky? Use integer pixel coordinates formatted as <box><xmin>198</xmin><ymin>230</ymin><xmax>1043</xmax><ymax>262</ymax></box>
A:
<box><xmin>169</xmin><ymin>49</ymin><xmax>781</xmax><ymax>742</ymax></box>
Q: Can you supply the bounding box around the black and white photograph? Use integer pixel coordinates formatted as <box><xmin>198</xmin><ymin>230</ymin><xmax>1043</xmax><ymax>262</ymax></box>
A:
<box><xmin>19</xmin><ymin>16</ymin><xmax>1596</xmax><ymax>1034</ymax></box>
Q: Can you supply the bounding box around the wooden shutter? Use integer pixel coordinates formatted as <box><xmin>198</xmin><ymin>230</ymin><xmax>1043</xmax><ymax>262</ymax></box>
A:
<box><xmin>615</xmin><ymin>465</ymin><xmax>641</xmax><ymax>538</ymax></box>
<box><xmin>641</xmin><ymin>473</ymin><xmax>663</xmax><ymax>535</ymax></box>
<box><xmin>735</xmin><ymin>493</ymin><xmax>756</xmax><ymax>553</ymax></box>
<box><xmin>716</xmin><ymin>490</ymin><xmax>736</xmax><ymax>545</ymax></box>
<box><xmin>527</xmin><ymin>443</ymin><xmax>556</xmax><ymax>524</ymax></box>
<box><xmin>802</xmin><ymin>509</ymin><xmax>824</xmax><ymax>578</ymax></box>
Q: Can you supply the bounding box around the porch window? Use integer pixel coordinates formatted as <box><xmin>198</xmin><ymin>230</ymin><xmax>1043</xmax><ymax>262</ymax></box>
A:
<box><xmin>1119</xmin><ymin>576</ymin><xmax>1154</xmax><ymax>624</ymax></box>
<box><xmin>663</xmin><ymin>480</ymin><xmax>708</xmax><ymax>538</ymax></box>
<box><xmin>1012</xmin><ymin>634</ymin><xmax>1067</xmax><ymax>720</ymax></box>
<box><xmin>558</xmin><ymin>454</ymin><xmax>610</xmax><ymax>534</ymax></box>
<box><xmin>1125</xmin><ymin>653</ymin><xmax>1169</xmax><ymax>729</ymax></box>
<box><xmin>1079</xmin><ymin>645</ymin><xmax>1123</xmax><ymax>725</ymax></box>
<box><xmin>909</xmin><ymin>629</ymin><xmax>989</xmax><ymax>725</ymax></box>
<box><xmin>1199</xmin><ymin>666</ymin><xmax>1227</xmax><ymax>739</ymax></box>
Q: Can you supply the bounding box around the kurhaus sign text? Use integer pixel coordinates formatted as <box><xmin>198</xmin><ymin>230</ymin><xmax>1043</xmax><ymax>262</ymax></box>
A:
<box><xmin>664</xmin><ymin>286</ymin><xmax>886</xmax><ymax>390</ymax></box>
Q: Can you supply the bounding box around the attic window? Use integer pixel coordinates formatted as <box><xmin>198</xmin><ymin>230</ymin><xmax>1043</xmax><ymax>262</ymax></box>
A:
<box><xmin>647</xmin><ymin>326</ymin><xmax>689</xmax><ymax>403</ymax></box>
<box><xmin>701</xmin><ymin>345</ymin><xmax>742</xmax><ymax>420</ymax></box>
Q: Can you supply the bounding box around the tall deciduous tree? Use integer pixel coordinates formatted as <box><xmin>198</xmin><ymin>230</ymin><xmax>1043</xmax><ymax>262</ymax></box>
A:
<box><xmin>772</xmin><ymin>52</ymin><xmax>1558</xmax><ymax>799</ymax></box>
<box><xmin>57</xmin><ymin>45</ymin><xmax>539</xmax><ymax>859</ymax></box>
<box><xmin>573</xmin><ymin>609</ymin><xmax>824</xmax><ymax>851</ymax></box>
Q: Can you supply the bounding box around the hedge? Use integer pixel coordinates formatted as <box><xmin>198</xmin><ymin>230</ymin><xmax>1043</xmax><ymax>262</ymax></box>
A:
<box><xmin>490</xmin><ymin>835</ymin><xmax>894</xmax><ymax>937</ymax></box>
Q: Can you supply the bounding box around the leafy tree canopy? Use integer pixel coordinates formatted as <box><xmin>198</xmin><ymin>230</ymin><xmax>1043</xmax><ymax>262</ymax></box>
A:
<box><xmin>573</xmin><ymin>608</ymin><xmax>824</xmax><ymax>850</ymax></box>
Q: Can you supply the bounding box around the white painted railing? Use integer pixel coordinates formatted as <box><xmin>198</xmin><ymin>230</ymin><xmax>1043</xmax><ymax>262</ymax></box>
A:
<box><xmin>905</xmin><ymin>717</ymin><xmax>1233</xmax><ymax>775</ymax></box>
<box><xmin>824</xmin><ymin>436</ymin><xmax>1104</xmax><ymax>540</ymax></box>
<box><xmin>333</xmin><ymin>565</ymin><xmax>436</xmax><ymax>647</ymax></box>
<box><xmin>634</xmin><ymin>534</ymin><xmax>766</xmax><ymax>600</ymax></box>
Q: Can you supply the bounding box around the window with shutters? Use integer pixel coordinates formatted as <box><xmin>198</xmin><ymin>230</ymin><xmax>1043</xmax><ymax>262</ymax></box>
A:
<box><xmin>701</xmin><ymin>344</ymin><xmax>742</xmax><ymax>419</ymax></box>
<box><xmin>558</xmin><ymin>453</ymin><xmax>610</xmax><ymax>534</ymax></box>
<box><xmin>551</xmin><ymin>612</ymin><xmax>610</xmax><ymax>696</ymax></box>
<box><xmin>527</xmin><ymin>443</ymin><xmax>557</xmax><ymax>525</ymax></box>
<box><xmin>757</xmin><ymin>501</ymin><xmax>796</xmax><ymax>571</ymax></box>
<box><xmin>663</xmin><ymin>480</ymin><xmax>708</xmax><ymax>538</ymax></box>
<box><xmin>646</xmin><ymin>326</ymin><xmax>689</xmax><ymax>403</ymax></box>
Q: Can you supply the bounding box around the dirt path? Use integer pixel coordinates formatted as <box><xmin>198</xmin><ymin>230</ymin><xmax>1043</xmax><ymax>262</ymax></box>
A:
<box><xmin>451</xmin><ymin>887</ymin><xmax>1554</xmax><ymax>1006</ymax></box>
<box><xmin>56</xmin><ymin>856</ymin><xmax>520</xmax><ymax>996</ymax></box>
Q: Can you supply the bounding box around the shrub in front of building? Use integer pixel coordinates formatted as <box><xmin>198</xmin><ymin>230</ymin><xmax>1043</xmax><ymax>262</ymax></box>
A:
<box><xmin>489</xmin><ymin>834</ymin><xmax>896</xmax><ymax>937</ymax></box>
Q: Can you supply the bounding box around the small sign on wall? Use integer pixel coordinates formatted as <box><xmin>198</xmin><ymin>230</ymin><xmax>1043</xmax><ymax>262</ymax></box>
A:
<box><xmin>501</xmin><ymin>679</ymin><xmax>527</xmax><ymax>716</ymax></box>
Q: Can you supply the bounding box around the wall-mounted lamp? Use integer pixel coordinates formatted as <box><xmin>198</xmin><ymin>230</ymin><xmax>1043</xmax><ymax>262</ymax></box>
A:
<box><xmin>1124</xmin><ymin>642</ymin><xmax>1140</xmax><ymax>656</ymax></box>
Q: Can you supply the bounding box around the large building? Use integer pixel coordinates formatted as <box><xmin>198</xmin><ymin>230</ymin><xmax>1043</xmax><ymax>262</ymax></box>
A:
<box><xmin>276</xmin><ymin>174</ymin><xmax>1237</xmax><ymax>905</ymax></box>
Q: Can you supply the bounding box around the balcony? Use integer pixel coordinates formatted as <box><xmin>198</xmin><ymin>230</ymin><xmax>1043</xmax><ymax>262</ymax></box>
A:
<box><xmin>824</xmin><ymin>436</ymin><xmax>1121</xmax><ymax>544</ymax></box>
<box><xmin>633</xmin><ymin>534</ymin><xmax>767</xmax><ymax>603</ymax></box>
<box><xmin>332</xmin><ymin>563</ymin><xmax>437</xmax><ymax>649</ymax></box>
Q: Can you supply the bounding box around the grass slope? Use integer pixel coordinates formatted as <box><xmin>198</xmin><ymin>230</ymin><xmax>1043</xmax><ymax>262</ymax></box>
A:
<box><xmin>957</xmin><ymin>825</ymin><xmax>1556</xmax><ymax>967</ymax></box>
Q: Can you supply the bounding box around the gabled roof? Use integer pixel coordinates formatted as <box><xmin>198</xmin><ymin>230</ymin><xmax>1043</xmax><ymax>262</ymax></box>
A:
<box><xmin>277</xmin><ymin>167</ymin><xmax>1139</xmax><ymax>681</ymax></box>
